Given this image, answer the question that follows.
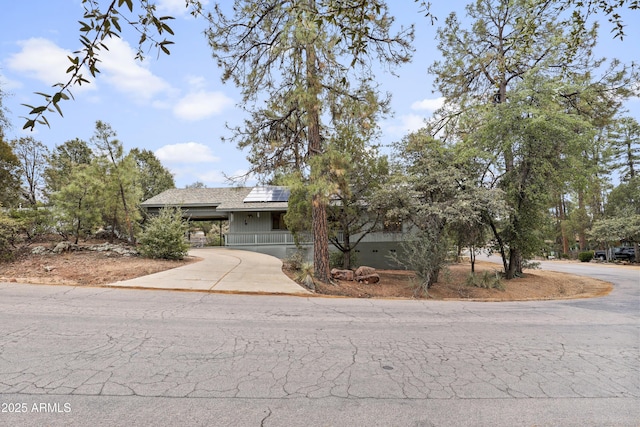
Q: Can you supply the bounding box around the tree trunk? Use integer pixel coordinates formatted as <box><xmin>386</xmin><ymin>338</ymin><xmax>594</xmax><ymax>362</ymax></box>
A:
<box><xmin>470</xmin><ymin>246</ymin><xmax>476</xmax><ymax>273</ymax></box>
<box><xmin>74</xmin><ymin>197</ymin><xmax>82</xmax><ymax>245</ymax></box>
<box><xmin>577</xmin><ymin>191</ymin><xmax>587</xmax><ymax>250</ymax></box>
<box><xmin>117</xmin><ymin>182</ymin><xmax>135</xmax><ymax>243</ymax></box>
<box><xmin>506</xmin><ymin>248</ymin><xmax>521</xmax><ymax>280</ymax></box>
<box><xmin>428</xmin><ymin>268</ymin><xmax>440</xmax><ymax>288</ymax></box>
<box><xmin>312</xmin><ymin>193</ymin><xmax>330</xmax><ymax>282</ymax></box>
<box><xmin>342</xmin><ymin>232</ymin><xmax>351</xmax><ymax>270</ymax></box>
<box><xmin>305</xmin><ymin>0</ymin><xmax>330</xmax><ymax>283</ymax></box>
<box><xmin>559</xmin><ymin>195</ymin><xmax>569</xmax><ymax>255</ymax></box>
<box><xmin>489</xmin><ymin>218</ymin><xmax>508</xmax><ymax>274</ymax></box>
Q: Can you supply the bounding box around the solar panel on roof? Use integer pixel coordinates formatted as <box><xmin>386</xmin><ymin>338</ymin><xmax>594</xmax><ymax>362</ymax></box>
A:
<box><xmin>243</xmin><ymin>186</ymin><xmax>290</xmax><ymax>203</ymax></box>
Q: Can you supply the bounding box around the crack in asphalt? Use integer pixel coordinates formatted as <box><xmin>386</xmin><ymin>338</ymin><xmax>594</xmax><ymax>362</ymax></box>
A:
<box><xmin>0</xmin><ymin>278</ymin><xmax>638</xmax><ymax>404</ymax></box>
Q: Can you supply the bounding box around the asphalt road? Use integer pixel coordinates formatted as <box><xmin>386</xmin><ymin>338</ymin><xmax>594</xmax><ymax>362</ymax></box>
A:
<box><xmin>0</xmin><ymin>261</ymin><xmax>638</xmax><ymax>426</ymax></box>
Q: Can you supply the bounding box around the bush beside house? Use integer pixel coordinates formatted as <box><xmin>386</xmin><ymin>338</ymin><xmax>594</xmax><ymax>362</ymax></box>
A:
<box><xmin>138</xmin><ymin>207</ymin><xmax>190</xmax><ymax>260</ymax></box>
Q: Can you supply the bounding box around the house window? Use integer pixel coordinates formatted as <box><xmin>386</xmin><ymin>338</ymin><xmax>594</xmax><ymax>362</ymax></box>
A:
<box><xmin>384</xmin><ymin>219</ymin><xmax>402</xmax><ymax>233</ymax></box>
<box><xmin>272</xmin><ymin>212</ymin><xmax>288</xmax><ymax>230</ymax></box>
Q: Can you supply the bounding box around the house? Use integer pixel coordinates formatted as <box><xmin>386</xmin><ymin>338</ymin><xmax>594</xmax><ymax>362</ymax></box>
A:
<box><xmin>140</xmin><ymin>186</ymin><xmax>404</xmax><ymax>268</ymax></box>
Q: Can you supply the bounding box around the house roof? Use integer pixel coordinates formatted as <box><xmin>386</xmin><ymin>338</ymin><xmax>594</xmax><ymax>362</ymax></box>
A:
<box><xmin>141</xmin><ymin>187</ymin><xmax>289</xmax><ymax>212</ymax></box>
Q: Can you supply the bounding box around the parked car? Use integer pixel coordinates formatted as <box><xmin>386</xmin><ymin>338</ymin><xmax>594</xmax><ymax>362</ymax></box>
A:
<box><xmin>614</xmin><ymin>247</ymin><xmax>635</xmax><ymax>261</ymax></box>
<box><xmin>595</xmin><ymin>247</ymin><xmax>636</xmax><ymax>262</ymax></box>
<box><xmin>594</xmin><ymin>249</ymin><xmax>607</xmax><ymax>260</ymax></box>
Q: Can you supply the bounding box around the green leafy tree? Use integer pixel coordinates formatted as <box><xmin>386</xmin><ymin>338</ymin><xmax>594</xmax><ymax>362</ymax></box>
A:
<box><xmin>325</xmin><ymin>149</ymin><xmax>389</xmax><ymax>270</ymax></box>
<box><xmin>206</xmin><ymin>0</ymin><xmax>412</xmax><ymax>282</ymax></box>
<box><xmin>391</xmin><ymin>227</ymin><xmax>449</xmax><ymax>297</ymax></box>
<box><xmin>283</xmin><ymin>87</ymin><xmax>391</xmax><ymax>270</ymax></box>
<box><xmin>51</xmin><ymin>164</ymin><xmax>104</xmax><ymax>244</ymax></box>
<box><xmin>185</xmin><ymin>181</ymin><xmax>206</xmax><ymax>189</ymax></box>
<box><xmin>230</xmin><ymin>94</ymin><xmax>310</xmax><ymax>182</ymax></box>
<box><xmin>0</xmin><ymin>207</ymin><xmax>21</xmax><ymax>262</ymax></box>
<box><xmin>429</xmin><ymin>0</ymin><xmax>636</xmax><ymax>278</ymax></box>
<box><xmin>378</xmin><ymin>131</ymin><xmax>505</xmax><ymax>286</ymax></box>
<box><xmin>91</xmin><ymin>121</ymin><xmax>141</xmax><ymax>242</ymax></box>
<box><xmin>609</xmin><ymin>117</ymin><xmax>640</xmax><ymax>182</ymax></box>
<box><xmin>44</xmin><ymin>138</ymin><xmax>94</xmax><ymax>196</ymax></box>
<box><xmin>472</xmin><ymin>76</ymin><xmax>595</xmax><ymax>277</ymax></box>
<box><xmin>129</xmin><ymin>148</ymin><xmax>175</xmax><ymax>201</ymax></box>
<box><xmin>549</xmin><ymin>65</ymin><xmax>630</xmax><ymax>253</ymax></box>
<box><xmin>138</xmin><ymin>206</ymin><xmax>190</xmax><ymax>260</ymax></box>
<box><xmin>324</xmin><ymin>90</ymin><xmax>390</xmax><ymax>269</ymax></box>
<box><xmin>0</xmin><ymin>138</ymin><xmax>21</xmax><ymax>208</ymax></box>
<box><xmin>10</xmin><ymin>137</ymin><xmax>49</xmax><ymax>206</ymax></box>
<box><xmin>591</xmin><ymin>176</ymin><xmax>640</xmax><ymax>259</ymax></box>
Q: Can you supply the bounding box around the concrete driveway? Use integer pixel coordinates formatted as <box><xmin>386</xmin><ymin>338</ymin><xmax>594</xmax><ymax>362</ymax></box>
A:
<box><xmin>109</xmin><ymin>247</ymin><xmax>310</xmax><ymax>295</ymax></box>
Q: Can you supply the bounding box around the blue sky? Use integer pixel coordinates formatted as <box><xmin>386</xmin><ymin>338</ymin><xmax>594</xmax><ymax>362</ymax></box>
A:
<box><xmin>1</xmin><ymin>1</ymin><xmax>638</xmax><ymax>189</ymax></box>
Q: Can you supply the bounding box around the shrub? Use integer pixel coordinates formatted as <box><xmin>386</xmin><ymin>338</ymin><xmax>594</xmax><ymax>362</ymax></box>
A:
<box><xmin>10</xmin><ymin>206</ymin><xmax>54</xmax><ymax>241</ymax></box>
<box><xmin>0</xmin><ymin>212</ymin><xmax>21</xmax><ymax>262</ymax></box>
<box><xmin>284</xmin><ymin>251</ymin><xmax>305</xmax><ymax>271</ymax></box>
<box><xmin>137</xmin><ymin>207</ymin><xmax>190</xmax><ymax>260</ymax></box>
<box><xmin>390</xmin><ymin>229</ymin><xmax>450</xmax><ymax>297</ymax></box>
<box><xmin>329</xmin><ymin>250</ymin><xmax>358</xmax><ymax>269</ymax></box>
<box><xmin>295</xmin><ymin>262</ymin><xmax>315</xmax><ymax>291</ymax></box>
<box><xmin>465</xmin><ymin>271</ymin><xmax>505</xmax><ymax>291</ymax></box>
<box><xmin>578</xmin><ymin>251</ymin><xmax>594</xmax><ymax>263</ymax></box>
<box><xmin>206</xmin><ymin>234</ymin><xmax>223</xmax><ymax>246</ymax></box>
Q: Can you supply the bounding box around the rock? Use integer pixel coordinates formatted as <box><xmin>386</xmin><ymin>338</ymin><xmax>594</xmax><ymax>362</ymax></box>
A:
<box><xmin>31</xmin><ymin>246</ymin><xmax>49</xmax><ymax>255</ymax></box>
<box><xmin>355</xmin><ymin>266</ymin><xmax>376</xmax><ymax>277</ymax></box>
<box><xmin>355</xmin><ymin>273</ymin><xmax>380</xmax><ymax>284</ymax></box>
<box><xmin>88</xmin><ymin>243</ymin><xmax>111</xmax><ymax>252</ymax></box>
<box><xmin>112</xmin><ymin>246</ymin><xmax>138</xmax><ymax>256</ymax></box>
<box><xmin>331</xmin><ymin>269</ymin><xmax>355</xmax><ymax>281</ymax></box>
<box><xmin>87</xmin><ymin>243</ymin><xmax>138</xmax><ymax>256</ymax></box>
<box><xmin>42</xmin><ymin>265</ymin><xmax>55</xmax><ymax>272</ymax></box>
<box><xmin>52</xmin><ymin>241</ymin><xmax>77</xmax><ymax>253</ymax></box>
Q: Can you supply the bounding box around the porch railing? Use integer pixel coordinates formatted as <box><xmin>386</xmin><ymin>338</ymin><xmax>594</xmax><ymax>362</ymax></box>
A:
<box><xmin>225</xmin><ymin>230</ymin><xmax>402</xmax><ymax>246</ymax></box>
<box><xmin>333</xmin><ymin>231</ymin><xmax>404</xmax><ymax>243</ymax></box>
<box><xmin>226</xmin><ymin>231</ymin><xmax>300</xmax><ymax>246</ymax></box>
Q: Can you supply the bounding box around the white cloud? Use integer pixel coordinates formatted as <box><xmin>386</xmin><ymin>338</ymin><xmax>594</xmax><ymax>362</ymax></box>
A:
<box><xmin>155</xmin><ymin>142</ymin><xmax>220</xmax><ymax>164</ymax></box>
<box><xmin>0</xmin><ymin>73</ymin><xmax>22</xmax><ymax>91</ymax></box>
<box><xmin>185</xmin><ymin>75</ymin><xmax>207</xmax><ymax>89</ymax></box>
<box><xmin>6</xmin><ymin>38</ymin><xmax>95</xmax><ymax>91</ymax></box>
<box><xmin>7</xmin><ymin>37</ymin><xmax>173</xmax><ymax>103</ymax></box>
<box><xmin>198</xmin><ymin>169</ymin><xmax>256</xmax><ymax>186</ymax></box>
<box><xmin>411</xmin><ymin>97</ymin><xmax>445</xmax><ymax>112</ymax></box>
<box><xmin>384</xmin><ymin>114</ymin><xmax>426</xmax><ymax>138</ymax></box>
<box><xmin>173</xmin><ymin>90</ymin><xmax>233</xmax><ymax>121</ymax></box>
<box><xmin>196</xmin><ymin>170</ymin><xmax>226</xmax><ymax>184</ymax></box>
<box><xmin>100</xmin><ymin>38</ymin><xmax>173</xmax><ymax>102</ymax></box>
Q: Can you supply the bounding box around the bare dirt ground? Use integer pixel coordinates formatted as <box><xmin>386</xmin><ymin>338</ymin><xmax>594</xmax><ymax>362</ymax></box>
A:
<box><xmin>1</xmin><ymin>245</ymin><xmax>613</xmax><ymax>301</ymax></box>
<box><xmin>287</xmin><ymin>261</ymin><xmax>614</xmax><ymax>301</ymax></box>
<box><xmin>0</xmin><ymin>247</ymin><xmax>198</xmax><ymax>286</ymax></box>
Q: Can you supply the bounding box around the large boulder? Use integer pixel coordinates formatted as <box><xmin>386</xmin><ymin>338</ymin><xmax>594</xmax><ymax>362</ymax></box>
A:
<box><xmin>355</xmin><ymin>274</ymin><xmax>380</xmax><ymax>284</ymax></box>
<box><xmin>52</xmin><ymin>241</ymin><xmax>77</xmax><ymax>254</ymax></box>
<box><xmin>331</xmin><ymin>268</ymin><xmax>355</xmax><ymax>281</ymax></box>
<box><xmin>355</xmin><ymin>266</ymin><xmax>376</xmax><ymax>278</ymax></box>
<box><xmin>31</xmin><ymin>246</ymin><xmax>49</xmax><ymax>255</ymax></box>
<box><xmin>87</xmin><ymin>243</ymin><xmax>138</xmax><ymax>256</ymax></box>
